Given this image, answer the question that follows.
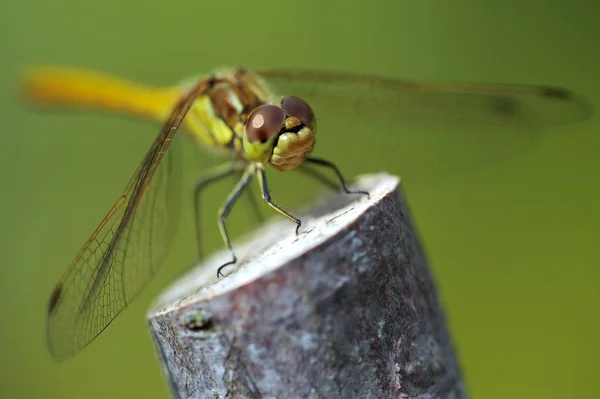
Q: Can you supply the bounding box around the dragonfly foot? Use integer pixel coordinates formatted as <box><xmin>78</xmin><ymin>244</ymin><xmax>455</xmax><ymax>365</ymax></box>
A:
<box><xmin>345</xmin><ymin>188</ymin><xmax>370</xmax><ymax>199</ymax></box>
<box><xmin>217</xmin><ymin>256</ymin><xmax>237</xmax><ymax>279</ymax></box>
<box><xmin>295</xmin><ymin>221</ymin><xmax>302</xmax><ymax>236</ymax></box>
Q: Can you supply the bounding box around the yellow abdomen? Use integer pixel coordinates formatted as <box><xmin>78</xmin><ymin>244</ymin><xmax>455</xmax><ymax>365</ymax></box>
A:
<box><xmin>21</xmin><ymin>66</ymin><xmax>231</xmax><ymax>151</ymax></box>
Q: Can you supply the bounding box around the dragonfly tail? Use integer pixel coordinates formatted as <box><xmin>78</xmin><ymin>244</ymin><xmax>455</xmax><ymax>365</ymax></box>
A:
<box><xmin>21</xmin><ymin>66</ymin><xmax>181</xmax><ymax>122</ymax></box>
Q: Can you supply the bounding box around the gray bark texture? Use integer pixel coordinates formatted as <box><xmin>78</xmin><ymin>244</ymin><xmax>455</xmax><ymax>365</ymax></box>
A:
<box><xmin>147</xmin><ymin>173</ymin><xmax>467</xmax><ymax>399</ymax></box>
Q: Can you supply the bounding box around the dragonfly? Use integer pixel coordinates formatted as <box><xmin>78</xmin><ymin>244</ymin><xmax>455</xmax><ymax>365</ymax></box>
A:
<box><xmin>22</xmin><ymin>65</ymin><xmax>592</xmax><ymax>361</ymax></box>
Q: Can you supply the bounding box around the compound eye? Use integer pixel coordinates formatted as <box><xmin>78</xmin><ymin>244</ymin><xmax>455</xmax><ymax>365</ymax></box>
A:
<box><xmin>245</xmin><ymin>104</ymin><xmax>285</xmax><ymax>143</ymax></box>
<box><xmin>282</xmin><ymin>96</ymin><xmax>316</xmax><ymax>129</ymax></box>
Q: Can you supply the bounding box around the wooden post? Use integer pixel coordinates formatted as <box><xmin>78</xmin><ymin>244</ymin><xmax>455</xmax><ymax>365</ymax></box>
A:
<box><xmin>147</xmin><ymin>173</ymin><xmax>467</xmax><ymax>399</ymax></box>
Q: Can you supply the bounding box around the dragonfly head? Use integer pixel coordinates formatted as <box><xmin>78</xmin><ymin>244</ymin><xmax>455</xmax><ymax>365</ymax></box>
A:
<box><xmin>243</xmin><ymin>96</ymin><xmax>316</xmax><ymax>171</ymax></box>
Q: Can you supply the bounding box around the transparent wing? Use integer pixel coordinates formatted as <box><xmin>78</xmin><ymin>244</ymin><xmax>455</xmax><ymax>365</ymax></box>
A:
<box><xmin>46</xmin><ymin>81</ymin><xmax>208</xmax><ymax>361</ymax></box>
<box><xmin>258</xmin><ymin>69</ymin><xmax>592</xmax><ymax>179</ymax></box>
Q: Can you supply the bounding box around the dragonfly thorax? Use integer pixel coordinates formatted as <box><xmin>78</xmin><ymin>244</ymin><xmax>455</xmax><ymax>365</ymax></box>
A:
<box><xmin>185</xmin><ymin>69</ymin><xmax>316</xmax><ymax>170</ymax></box>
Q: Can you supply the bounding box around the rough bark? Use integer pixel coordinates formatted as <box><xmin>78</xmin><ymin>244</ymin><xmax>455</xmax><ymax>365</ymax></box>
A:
<box><xmin>147</xmin><ymin>173</ymin><xmax>467</xmax><ymax>399</ymax></box>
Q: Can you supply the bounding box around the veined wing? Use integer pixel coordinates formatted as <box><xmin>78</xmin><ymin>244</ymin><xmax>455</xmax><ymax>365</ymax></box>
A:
<box><xmin>258</xmin><ymin>69</ymin><xmax>592</xmax><ymax>179</ymax></box>
<box><xmin>46</xmin><ymin>80</ymin><xmax>209</xmax><ymax>361</ymax></box>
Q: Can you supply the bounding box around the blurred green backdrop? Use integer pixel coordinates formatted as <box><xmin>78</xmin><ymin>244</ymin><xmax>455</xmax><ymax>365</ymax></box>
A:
<box><xmin>1</xmin><ymin>0</ymin><xmax>599</xmax><ymax>398</ymax></box>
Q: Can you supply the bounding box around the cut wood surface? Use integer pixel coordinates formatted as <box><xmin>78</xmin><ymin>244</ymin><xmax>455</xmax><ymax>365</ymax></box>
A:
<box><xmin>148</xmin><ymin>173</ymin><xmax>467</xmax><ymax>399</ymax></box>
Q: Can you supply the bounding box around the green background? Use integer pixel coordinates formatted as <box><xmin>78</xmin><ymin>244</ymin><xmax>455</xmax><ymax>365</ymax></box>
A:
<box><xmin>1</xmin><ymin>0</ymin><xmax>598</xmax><ymax>397</ymax></box>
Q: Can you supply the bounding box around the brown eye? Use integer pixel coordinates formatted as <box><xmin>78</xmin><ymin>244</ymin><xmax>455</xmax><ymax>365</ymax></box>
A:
<box><xmin>282</xmin><ymin>96</ymin><xmax>316</xmax><ymax>129</ymax></box>
<box><xmin>245</xmin><ymin>104</ymin><xmax>285</xmax><ymax>143</ymax></box>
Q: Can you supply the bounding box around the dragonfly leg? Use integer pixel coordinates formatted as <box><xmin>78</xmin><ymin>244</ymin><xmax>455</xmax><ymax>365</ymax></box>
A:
<box><xmin>241</xmin><ymin>170</ymin><xmax>265</xmax><ymax>225</ymax></box>
<box><xmin>297</xmin><ymin>164</ymin><xmax>342</xmax><ymax>193</ymax></box>
<box><xmin>304</xmin><ymin>156</ymin><xmax>370</xmax><ymax>198</ymax></box>
<box><xmin>193</xmin><ymin>163</ymin><xmax>240</xmax><ymax>260</ymax></box>
<box><xmin>216</xmin><ymin>166</ymin><xmax>254</xmax><ymax>278</ymax></box>
<box><xmin>256</xmin><ymin>166</ymin><xmax>302</xmax><ymax>235</ymax></box>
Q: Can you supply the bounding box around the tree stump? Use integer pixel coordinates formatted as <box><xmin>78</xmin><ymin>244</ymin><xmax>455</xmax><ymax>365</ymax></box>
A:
<box><xmin>147</xmin><ymin>173</ymin><xmax>467</xmax><ymax>399</ymax></box>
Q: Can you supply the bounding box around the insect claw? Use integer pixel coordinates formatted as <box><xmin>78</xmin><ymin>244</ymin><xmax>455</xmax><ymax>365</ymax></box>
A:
<box><xmin>217</xmin><ymin>256</ymin><xmax>237</xmax><ymax>279</ymax></box>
